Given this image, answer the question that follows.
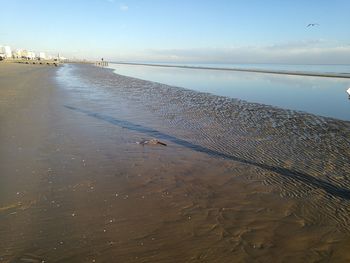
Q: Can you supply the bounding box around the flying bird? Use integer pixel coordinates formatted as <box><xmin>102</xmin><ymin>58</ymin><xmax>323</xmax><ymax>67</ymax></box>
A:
<box><xmin>307</xmin><ymin>23</ymin><xmax>319</xmax><ymax>27</ymax></box>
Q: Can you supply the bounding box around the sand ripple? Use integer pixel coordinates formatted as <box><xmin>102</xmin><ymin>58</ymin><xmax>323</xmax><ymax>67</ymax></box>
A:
<box><xmin>60</xmin><ymin>65</ymin><xmax>350</xmax><ymax>232</ymax></box>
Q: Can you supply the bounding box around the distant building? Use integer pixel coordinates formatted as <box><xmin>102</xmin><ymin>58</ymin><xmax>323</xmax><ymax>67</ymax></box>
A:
<box><xmin>0</xmin><ymin>45</ymin><xmax>67</xmax><ymax>61</ymax></box>
<box><xmin>0</xmin><ymin>45</ymin><xmax>5</xmax><ymax>59</ymax></box>
<box><xmin>3</xmin><ymin>46</ymin><xmax>12</xmax><ymax>58</ymax></box>
<box><xmin>22</xmin><ymin>50</ymin><xmax>36</xmax><ymax>60</ymax></box>
<box><xmin>38</xmin><ymin>52</ymin><xmax>46</xmax><ymax>60</ymax></box>
<box><xmin>20</xmin><ymin>49</ymin><xmax>28</xmax><ymax>58</ymax></box>
<box><xmin>49</xmin><ymin>53</ymin><xmax>67</xmax><ymax>62</ymax></box>
<box><xmin>28</xmin><ymin>51</ymin><xmax>36</xmax><ymax>60</ymax></box>
<box><xmin>13</xmin><ymin>49</ymin><xmax>24</xmax><ymax>59</ymax></box>
<box><xmin>58</xmin><ymin>56</ymin><xmax>67</xmax><ymax>61</ymax></box>
<box><xmin>0</xmin><ymin>45</ymin><xmax>12</xmax><ymax>58</ymax></box>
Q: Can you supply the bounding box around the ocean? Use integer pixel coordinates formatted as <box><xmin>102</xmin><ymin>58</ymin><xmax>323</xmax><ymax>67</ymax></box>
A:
<box><xmin>108</xmin><ymin>63</ymin><xmax>350</xmax><ymax>121</ymax></box>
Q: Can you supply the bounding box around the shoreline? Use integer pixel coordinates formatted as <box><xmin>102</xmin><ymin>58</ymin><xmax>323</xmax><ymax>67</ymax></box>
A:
<box><xmin>111</xmin><ymin>62</ymin><xmax>350</xmax><ymax>79</ymax></box>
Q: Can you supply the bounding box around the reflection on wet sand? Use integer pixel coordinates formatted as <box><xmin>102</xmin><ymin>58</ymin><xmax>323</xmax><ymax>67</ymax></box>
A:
<box><xmin>1</xmin><ymin>63</ymin><xmax>350</xmax><ymax>262</ymax></box>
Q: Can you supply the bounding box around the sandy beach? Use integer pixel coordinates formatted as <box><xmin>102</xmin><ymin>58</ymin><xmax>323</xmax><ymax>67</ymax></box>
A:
<box><xmin>1</xmin><ymin>63</ymin><xmax>350</xmax><ymax>262</ymax></box>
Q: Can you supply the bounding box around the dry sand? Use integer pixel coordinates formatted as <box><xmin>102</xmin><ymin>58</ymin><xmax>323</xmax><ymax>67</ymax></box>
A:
<box><xmin>0</xmin><ymin>63</ymin><xmax>350</xmax><ymax>262</ymax></box>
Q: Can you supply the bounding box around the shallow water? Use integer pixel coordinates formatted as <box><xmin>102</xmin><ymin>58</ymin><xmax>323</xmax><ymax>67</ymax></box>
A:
<box><xmin>126</xmin><ymin>62</ymin><xmax>350</xmax><ymax>74</ymax></box>
<box><xmin>108</xmin><ymin>63</ymin><xmax>350</xmax><ymax>121</ymax></box>
<box><xmin>1</xmin><ymin>63</ymin><xmax>350</xmax><ymax>262</ymax></box>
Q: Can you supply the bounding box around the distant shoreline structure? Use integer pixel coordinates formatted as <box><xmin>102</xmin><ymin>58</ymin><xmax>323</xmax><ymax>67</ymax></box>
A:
<box><xmin>111</xmin><ymin>62</ymin><xmax>350</xmax><ymax>79</ymax></box>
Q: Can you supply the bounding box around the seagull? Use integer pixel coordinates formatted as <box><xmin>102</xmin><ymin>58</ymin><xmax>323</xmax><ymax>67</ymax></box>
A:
<box><xmin>307</xmin><ymin>23</ymin><xmax>319</xmax><ymax>27</ymax></box>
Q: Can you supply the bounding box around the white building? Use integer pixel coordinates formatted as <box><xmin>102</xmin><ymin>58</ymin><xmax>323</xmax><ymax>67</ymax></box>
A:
<box><xmin>38</xmin><ymin>52</ymin><xmax>46</xmax><ymax>60</ymax></box>
<box><xmin>58</xmin><ymin>56</ymin><xmax>67</xmax><ymax>61</ymax></box>
<box><xmin>26</xmin><ymin>51</ymin><xmax>36</xmax><ymax>60</ymax></box>
<box><xmin>3</xmin><ymin>46</ymin><xmax>12</xmax><ymax>58</ymax></box>
<box><xmin>0</xmin><ymin>45</ymin><xmax>12</xmax><ymax>59</ymax></box>
<box><xmin>0</xmin><ymin>45</ymin><xmax>4</xmax><ymax>59</ymax></box>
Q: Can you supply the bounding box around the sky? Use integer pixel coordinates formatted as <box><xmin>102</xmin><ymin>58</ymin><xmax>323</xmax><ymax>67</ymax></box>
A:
<box><xmin>1</xmin><ymin>0</ymin><xmax>350</xmax><ymax>64</ymax></box>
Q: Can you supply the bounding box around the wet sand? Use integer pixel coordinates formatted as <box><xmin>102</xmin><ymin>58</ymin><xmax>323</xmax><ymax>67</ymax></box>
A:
<box><xmin>1</xmin><ymin>63</ymin><xmax>350</xmax><ymax>262</ymax></box>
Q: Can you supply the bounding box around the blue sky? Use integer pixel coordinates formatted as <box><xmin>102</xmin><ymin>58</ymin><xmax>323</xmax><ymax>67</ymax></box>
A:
<box><xmin>1</xmin><ymin>0</ymin><xmax>350</xmax><ymax>63</ymax></box>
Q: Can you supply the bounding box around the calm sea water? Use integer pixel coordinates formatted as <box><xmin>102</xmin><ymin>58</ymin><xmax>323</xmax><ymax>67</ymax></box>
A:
<box><xmin>117</xmin><ymin>63</ymin><xmax>350</xmax><ymax>74</ymax></box>
<box><xmin>108</xmin><ymin>63</ymin><xmax>350</xmax><ymax>121</ymax></box>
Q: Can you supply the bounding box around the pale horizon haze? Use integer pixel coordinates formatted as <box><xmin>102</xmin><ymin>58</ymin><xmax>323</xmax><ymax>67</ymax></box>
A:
<box><xmin>1</xmin><ymin>0</ymin><xmax>350</xmax><ymax>64</ymax></box>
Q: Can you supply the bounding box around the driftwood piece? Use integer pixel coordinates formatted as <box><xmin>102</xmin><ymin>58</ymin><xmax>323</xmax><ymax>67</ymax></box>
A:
<box><xmin>136</xmin><ymin>139</ymin><xmax>167</xmax><ymax>146</ymax></box>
